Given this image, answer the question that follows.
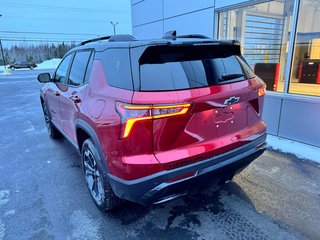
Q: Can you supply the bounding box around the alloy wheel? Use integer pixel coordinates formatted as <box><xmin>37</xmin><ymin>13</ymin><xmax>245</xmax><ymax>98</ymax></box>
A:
<box><xmin>83</xmin><ymin>149</ymin><xmax>105</xmax><ymax>204</ymax></box>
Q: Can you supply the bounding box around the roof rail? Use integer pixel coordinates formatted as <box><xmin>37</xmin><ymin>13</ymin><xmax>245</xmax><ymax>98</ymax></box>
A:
<box><xmin>80</xmin><ymin>36</ymin><xmax>111</xmax><ymax>45</ymax></box>
<box><xmin>80</xmin><ymin>34</ymin><xmax>136</xmax><ymax>45</ymax></box>
<box><xmin>176</xmin><ymin>34</ymin><xmax>210</xmax><ymax>39</ymax></box>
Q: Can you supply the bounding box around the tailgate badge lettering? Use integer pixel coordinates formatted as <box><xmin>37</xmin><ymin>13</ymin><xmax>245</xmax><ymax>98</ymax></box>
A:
<box><xmin>224</xmin><ymin>96</ymin><xmax>240</xmax><ymax>105</ymax></box>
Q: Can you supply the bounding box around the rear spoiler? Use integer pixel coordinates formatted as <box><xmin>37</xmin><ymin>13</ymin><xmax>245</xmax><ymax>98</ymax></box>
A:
<box><xmin>139</xmin><ymin>42</ymin><xmax>241</xmax><ymax>64</ymax></box>
<box><xmin>161</xmin><ymin>30</ymin><xmax>239</xmax><ymax>45</ymax></box>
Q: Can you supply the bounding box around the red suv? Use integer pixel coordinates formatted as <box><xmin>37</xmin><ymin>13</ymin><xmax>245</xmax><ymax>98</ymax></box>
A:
<box><xmin>37</xmin><ymin>32</ymin><xmax>267</xmax><ymax>211</ymax></box>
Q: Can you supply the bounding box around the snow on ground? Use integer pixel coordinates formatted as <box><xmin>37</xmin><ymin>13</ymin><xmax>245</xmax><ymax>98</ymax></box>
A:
<box><xmin>68</xmin><ymin>210</ymin><xmax>102</xmax><ymax>240</ymax></box>
<box><xmin>0</xmin><ymin>66</ymin><xmax>10</xmax><ymax>75</ymax></box>
<box><xmin>0</xmin><ymin>190</ymin><xmax>9</xmax><ymax>240</ymax></box>
<box><xmin>36</xmin><ymin>58</ymin><xmax>61</xmax><ymax>69</ymax></box>
<box><xmin>267</xmin><ymin>134</ymin><xmax>320</xmax><ymax>165</ymax></box>
<box><xmin>0</xmin><ymin>66</ymin><xmax>8</xmax><ymax>72</ymax></box>
<box><xmin>0</xmin><ymin>191</ymin><xmax>9</xmax><ymax>206</ymax></box>
<box><xmin>0</xmin><ymin>220</ymin><xmax>4</xmax><ymax>240</ymax></box>
<box><xmin>0</xmin><ymin>58</ymin><xmax>61</xmax><ymax>73</ymax></box>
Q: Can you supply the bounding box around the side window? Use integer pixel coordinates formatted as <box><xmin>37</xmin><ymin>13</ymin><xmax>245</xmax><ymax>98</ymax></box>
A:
<box><xmin>95</xmin><ymin>49</ymin><xmax>133</xmax><ymax>90</ymax></box>
<box><xmin>54</xmin><ymin>54</ymin><xmax>73</xmax><ymax>84</ymax></box>
<box><xmin>84</xmin><ymin>51</ymin><xmax>94</xmax><ymax>84</ymax></box>
<box><xmin>68</xmin><ymin>51</ymin><xmax>91</xmax><ymax>86</ymax></box>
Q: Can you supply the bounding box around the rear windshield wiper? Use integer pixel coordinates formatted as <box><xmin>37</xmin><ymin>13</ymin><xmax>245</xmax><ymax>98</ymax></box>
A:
<box><xmin>220</xmin><ymin>73</ymin><xmax>244</xmax><ymax>81</ymax></box>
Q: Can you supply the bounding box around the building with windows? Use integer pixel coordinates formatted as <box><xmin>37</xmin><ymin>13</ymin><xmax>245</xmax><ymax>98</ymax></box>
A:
<box><xmin>131</xmin><ymin>0</ymin><xmax>320</xmax><ymax>147</ymax></box>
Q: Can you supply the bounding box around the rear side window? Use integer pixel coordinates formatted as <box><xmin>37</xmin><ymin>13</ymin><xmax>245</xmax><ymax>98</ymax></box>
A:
<box><xmin>95</xmin><ymin>49</ymin><xmax>133</xmax><ymax>90</ymax></box>
<box><xmin>69</xmin><ymin>51</ymin><xmax>91</xmax><ymax>86</ymax></box>
<box><xmin>139</xmin><ymin>45</ymin><xmax>255</xmax><ymax>91</ymax></box>
<box><xmin>84</xmin><ymin>51</ymin><xmax>94</xmax><ymax>84</ymax></box>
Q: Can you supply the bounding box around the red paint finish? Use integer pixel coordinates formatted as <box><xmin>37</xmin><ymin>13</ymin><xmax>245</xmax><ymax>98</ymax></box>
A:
<box><xmin>143</xmin><ymin>78</ymin><xmax>266</xmax><ymax>170</ymax></box>
<box><xmin>274</xmin><ymin>63</ymin><xmax>280</xmax><ymax>91</ymax></box>
<box><xmin>43</xmin><ymin>83</ymin><xmax>63</xmax><ymax>127</ymax></box>
<box><xmin>41</xmin><ymin>61</ymin><xmax>266</xmax><ymax>181</ymax></box>
<box><xmin>317</xmin><ymin>65</ymin><xmax>320</xmax><ymax>84</ymax></box>
<box><xmin>60</xmin><ymin>85</ymin><xmax>87</xmax><ymax>143</ymax></box>
<box><xmin>91</xmin><ymin>72</ymin><xmax>265</xmax><ymax>179</ymax></box>
<box><xmin>77</xmin><ymin>60</ymin><xmax>164</xmax><ymax>180</ymax></box>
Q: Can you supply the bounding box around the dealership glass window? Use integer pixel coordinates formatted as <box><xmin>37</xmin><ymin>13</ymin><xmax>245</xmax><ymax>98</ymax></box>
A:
<box><xmin>218</xmin><ymin>0</ymin><xmax>294</xmax><ymax>93</ymax></box>
<box><xmin>289</xmin><ymin>0</ymin><xmax>320</xmax><ymax>97</ymax></box>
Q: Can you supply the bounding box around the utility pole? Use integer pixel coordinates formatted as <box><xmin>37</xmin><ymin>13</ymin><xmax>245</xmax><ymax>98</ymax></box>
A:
<box><xmin>0</xmin><ymin>39</ymin><xmax>6</xmax><ymax>68</ymax></box>
<box><xmin>110</xmin><ymin>21</ymin><xmax>119</xmax><ymax>35</ymax></box>
<box><xmin>0</xmin><ymin>14</ymin><xmax>8</xmax><ymax>74</ymax></box>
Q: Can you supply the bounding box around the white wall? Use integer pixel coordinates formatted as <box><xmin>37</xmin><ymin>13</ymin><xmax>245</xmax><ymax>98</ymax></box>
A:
<box><xmin>131</xmin><ymin>0</ymin><xmax>214</xmax><ymax>39</ymax></box>
<box><xmin>131</xmin><ymin>0</ymin><xmax>143</xmax><ymax>5</ymax></box>
<box><xmin>164</xmin><ymin>8</ymin><xmax>214</xmax><ymax>37</ymax></box>
<box><xmin>262</xmin><ymin>95</ymin><xmax>282</xmax><ymax>135</ymax></box>
<box><xmin>132</xmin><ymin>21</ymin><xmax>163</xmax><ymax>39</ymax></box>
<box><xmin>131</xmin><ymin>0</ymin><xmax>163</xmax><ymax>27</ymax></box>
<box><xmin>164</xmin><ymin>0</ymin><xmax>213</xmax><ymax>18</ymax></box>
<box><xmin>278</xmin><ymin>98</ymin><xmax>320</xmax><ymax>147</ymax></box>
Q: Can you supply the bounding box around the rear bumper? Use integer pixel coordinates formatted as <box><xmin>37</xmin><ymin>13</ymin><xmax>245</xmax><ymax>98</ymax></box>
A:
<box><xmin>108</xmin><ymin>133</ymin><xmax>267</xmax><ymax>205</ymax></box>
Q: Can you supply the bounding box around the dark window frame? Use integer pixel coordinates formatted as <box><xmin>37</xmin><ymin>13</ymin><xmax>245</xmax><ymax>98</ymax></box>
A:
<box><xmin>53</xmin><ymin>48</ymin><xmax>94</xmax><ymax>87</ymax></box>
<box><xmin>53</xmin><ymin>53</ymin><xmax>74</xmax><ymax>85</ymax></box>
<box><xmin>67</xmin><ymin>50</ymin><xmax>93</xmax><ymax>87</ymax></box>
<box><xmin>84</xmin><ymin>51</ymin><xmax>95</xmax><ymax>84</ymax></box>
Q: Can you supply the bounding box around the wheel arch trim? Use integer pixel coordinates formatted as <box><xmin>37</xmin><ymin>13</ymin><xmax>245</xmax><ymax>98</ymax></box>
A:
<box><xmin>75</xmin><ymin>119</ymin><xmax>110</xmax><ymax>174</ymax></box>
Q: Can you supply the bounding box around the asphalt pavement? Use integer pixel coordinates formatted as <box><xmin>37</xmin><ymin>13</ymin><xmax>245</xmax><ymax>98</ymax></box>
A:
<box><xmin>0</xmin><ymin>69</ymin><xmax>319</xmax><ymax>240</ymax></box>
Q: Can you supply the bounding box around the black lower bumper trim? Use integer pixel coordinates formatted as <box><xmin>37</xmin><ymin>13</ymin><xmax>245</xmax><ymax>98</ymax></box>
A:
<box><xmin>108</xmin><ymin>133</ymin><xmax>267</xmax><ymax>205</ymax></box>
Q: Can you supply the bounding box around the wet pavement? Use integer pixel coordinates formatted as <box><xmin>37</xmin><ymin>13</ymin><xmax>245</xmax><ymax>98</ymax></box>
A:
<box><xmin>0</xmin><ymin>70</ymin><xmax>319</xmax><ymax>240</ymax></box>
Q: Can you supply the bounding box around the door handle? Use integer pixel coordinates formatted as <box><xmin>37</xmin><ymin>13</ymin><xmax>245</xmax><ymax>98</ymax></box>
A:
<box><xmin>54</xmin><ymin>91</ymin><xmax>60</xmax><ymax>96</ymax></box>
<box><xmin>70</xmin><ymin>95</ymin><xmax>81</xmax><ymax>103</ymax></box>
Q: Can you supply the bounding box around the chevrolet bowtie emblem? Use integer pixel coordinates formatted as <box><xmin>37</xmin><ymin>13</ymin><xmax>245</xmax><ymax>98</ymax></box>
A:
<box><xmin>224</xmin><ymin>96</ymin><xmax>240</xmax><ymax>105</ymax></box>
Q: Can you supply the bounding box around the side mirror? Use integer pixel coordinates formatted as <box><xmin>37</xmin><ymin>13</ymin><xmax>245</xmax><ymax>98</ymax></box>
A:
<box><xmin>37</xmin><ymin>73</ymin><xmax>51</xmax><ymax>83</ymax></box>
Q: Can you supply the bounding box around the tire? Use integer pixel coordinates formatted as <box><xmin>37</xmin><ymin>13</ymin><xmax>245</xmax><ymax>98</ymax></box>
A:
<box><xmin>42</xmin><ymin>102</ymin><xmax>61</xmax><ymax>139</ymax></box>
<box><xmin>10</xmin><ymin>67</ymin><xmax>15</xmax><ymax>71</ymax></box>
<box><xmin>81</xmin><ymin>139</ymin><xmax>120</xmax><ymax>211</ymax></box>
<box><xmin>30</xmin><ymin>66</ymin><xmax>34</xmax><ymax>70</ymax></box>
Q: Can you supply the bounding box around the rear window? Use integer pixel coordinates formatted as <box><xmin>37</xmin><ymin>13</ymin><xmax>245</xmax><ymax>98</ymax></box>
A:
<box><xmin>139</xmin><ymin>45</ymin><xmax>255</xmax><ymax>91</ymax></box>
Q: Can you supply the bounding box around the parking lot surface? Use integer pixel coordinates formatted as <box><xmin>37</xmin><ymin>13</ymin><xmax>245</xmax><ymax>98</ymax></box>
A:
<box><xmin>0</xmin><ymin>70</ymin><xmax>319</xmax><ymax>240</ymax></box>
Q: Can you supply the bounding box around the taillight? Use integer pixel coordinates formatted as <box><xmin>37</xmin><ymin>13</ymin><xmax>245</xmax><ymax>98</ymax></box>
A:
<box><xmin>116</xmin><ymin>102</ymin><xmax>191</xmax><ymax>138</ymax></box>
<box><xmin>258</xmin><ymin>85</ymin><xmax>266</xmax><ymax>97</ymax></box>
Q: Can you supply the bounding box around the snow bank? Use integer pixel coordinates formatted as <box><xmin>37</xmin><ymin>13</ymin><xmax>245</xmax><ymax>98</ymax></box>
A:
<box><xmin>267</xmin><ymin>135</ymin><xmax>320</xmax><ymax>165</ymax></box>
<box><xmin>0</xmin><ymin>66</ymin><xmax>10</xmax><ymax>75</ymax></box>
<box><xmin>36</xmin><ymin>58</ymin><xmax>61</xmax><ymax>69</ymax></box>
<box><xmin>0</xmin><ymin>66</ymin><xmax>8</xmax><ymax>71</ymax></box>
<box><xmin>0</xmin><ymin>58</ymin><xmax>61</xmax><ymax>73</ymax></box>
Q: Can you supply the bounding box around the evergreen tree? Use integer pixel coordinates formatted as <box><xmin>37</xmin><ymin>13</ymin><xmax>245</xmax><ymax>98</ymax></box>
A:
<box><xmin>3</xmin><ymin>41</ymin><xmax>77</xmax><ymax>64</ymax></box>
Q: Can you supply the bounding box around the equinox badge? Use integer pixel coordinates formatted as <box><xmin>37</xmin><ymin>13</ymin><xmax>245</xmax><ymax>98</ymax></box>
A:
<box><xmin>224</xmin><ymin>96</ymin><xmax>240</xmax><ymax>105</ymax></box>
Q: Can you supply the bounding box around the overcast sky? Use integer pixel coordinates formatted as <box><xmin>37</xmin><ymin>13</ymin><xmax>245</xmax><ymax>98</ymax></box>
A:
<box><xmin>0</xmin><ymin>0</ymin><xmax>132</xmax><ymax>46</ymax></box>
